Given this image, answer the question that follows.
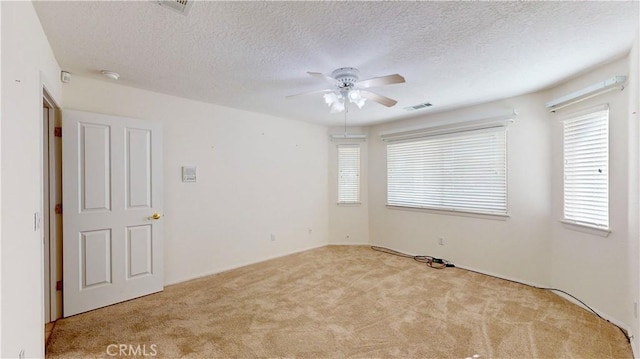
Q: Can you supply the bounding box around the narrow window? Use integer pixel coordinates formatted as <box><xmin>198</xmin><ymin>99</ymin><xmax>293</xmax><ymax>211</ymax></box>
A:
<box><xmin>563</xmin><ymin>107</ymin><xmax>609</xmax><ymax>228</ymax></box>
<box><xmin>337</xmin><ymin>145</ymin><xmax>360</xmax><ymax>204</ymax></box>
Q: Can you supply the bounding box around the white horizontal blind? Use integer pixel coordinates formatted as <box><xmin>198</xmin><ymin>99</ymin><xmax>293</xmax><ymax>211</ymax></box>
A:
<box><xmin>338</xmin><ymin>145</ymin><xmax>360</xmax><ymax>204</ymax></box>
<box><xmin>563</xmin><ymin>108</ymin><xmax>609</xmax><ymax>228</ymax></box>
<box><xmin>387</xmin><ymin>127</ymin><xmax>507</xmax><ymax>215</ymax></box>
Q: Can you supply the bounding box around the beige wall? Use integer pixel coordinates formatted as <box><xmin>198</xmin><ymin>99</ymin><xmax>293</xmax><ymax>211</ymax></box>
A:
<box><xmin>62</xmin><ymin>76</ymin><xmax>330</xmax><ymax>285</ymax></box>
<box><xmin>1</xmin><ymin>1</ymin><xmax>62</xmax><ymax>357</ymax></box>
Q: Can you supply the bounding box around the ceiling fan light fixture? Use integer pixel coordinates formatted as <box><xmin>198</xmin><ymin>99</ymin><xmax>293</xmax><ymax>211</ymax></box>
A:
<box><xmin>287</xmin><ymin>67</ymin><xmax>405</xmax><ymax>113</ymax></box>
<box><xmin>348</xmin><ymin>90</ymin><xmax>359</xmax><ymax>101</ymax></box>
<box><xmin>324</xmin><ymin>92</ymin><xmax>338</xmax><ymax>106</ymax></box>
<box><xmin>330</xmin><ymin>98</ymin><xmax>345</xmax><ymax>113</ymax></box>
<box><xmin>353</xmin><ymin>97</ymin><xmax>366</xmax><ymax>109</ymax></box>
<box><xmin>348</xmin><ymin>90</ymin><xmax>367</xmax><ymax>109</ymax></box>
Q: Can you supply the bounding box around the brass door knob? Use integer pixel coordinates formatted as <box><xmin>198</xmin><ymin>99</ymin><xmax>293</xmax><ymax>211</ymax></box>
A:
<box><xmin>149</xmin><ymin>213</ymin><xmax>162</xmax><ymax>220</ymax></box>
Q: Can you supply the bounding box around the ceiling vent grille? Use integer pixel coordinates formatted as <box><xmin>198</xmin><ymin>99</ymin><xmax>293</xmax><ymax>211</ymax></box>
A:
<box><xmin>404</xmin><ymin>102</ymin><xmax>433</xmax><ymax>112</ymax></box>
<box><xmin>157</xmin><ymin>0</ymin><xmax>192</xmax><ymax>15</ymax></box>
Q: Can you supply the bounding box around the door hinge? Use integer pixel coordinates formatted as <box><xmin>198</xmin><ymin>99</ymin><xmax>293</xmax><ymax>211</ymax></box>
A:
<box><xmin>56</xmin><ymin>280</ymin><xmax>62</xmax><ymax>291</ymax></box>
<box><xmin>54</xmin><ymin>127</ymin><xmax>62</xmax><ymax>137</ymax></box>
<box><xmin>55</xmin><ymin>204</ymin><xmax>62</xmax><ymax>214</ymax></box>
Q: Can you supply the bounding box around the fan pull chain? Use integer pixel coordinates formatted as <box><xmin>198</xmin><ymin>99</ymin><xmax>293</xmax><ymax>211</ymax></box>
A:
<box><xmin>344</xmin><ymin>101</ymin><xmax>348</xmax><ymax>136</ymax></box>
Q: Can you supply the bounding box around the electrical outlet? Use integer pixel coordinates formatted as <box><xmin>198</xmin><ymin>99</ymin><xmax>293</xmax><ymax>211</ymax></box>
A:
<box><xmin>438</xmin><ymin>237</ymin><xmax>444</xmax><ymax>245</ymax></box>
<box><xmin>270</xmin><ymin>233</ymin><xmax>275</xmax><ymax>241</ymax></box>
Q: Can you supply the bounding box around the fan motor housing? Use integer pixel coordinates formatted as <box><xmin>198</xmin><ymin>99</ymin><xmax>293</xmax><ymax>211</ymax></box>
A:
<box><xmin>332</xmin><ymin>67</ymin><xmax>360</xmax><ymax>88</ymax></box>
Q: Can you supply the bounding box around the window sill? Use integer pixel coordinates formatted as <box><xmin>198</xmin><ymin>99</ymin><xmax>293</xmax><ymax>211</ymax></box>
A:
<box><xmin>560</xmin><ymin>220</ymin><xmax>610</xmax><ymax>237</ymax></box>
<box><xmin>386</xmin><ymin>205</ymin><xmax>509</xmax><ymax>221</ymax></box>
<box><xmin>337</xmin><ymin>202</ymin><xmax>361</xmax><ymax>207</ymax></box>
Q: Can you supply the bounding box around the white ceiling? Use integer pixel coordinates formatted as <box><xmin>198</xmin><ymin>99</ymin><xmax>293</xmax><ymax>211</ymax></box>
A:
<box><xmin>34</xmin><ymin>1</ymin><xmax>639</xmax><ymax>126</ymax></box>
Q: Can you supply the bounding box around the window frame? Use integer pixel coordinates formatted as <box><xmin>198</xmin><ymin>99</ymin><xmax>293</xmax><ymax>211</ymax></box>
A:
<box><xmin>561</xmin><ymin>105</ymin><xmax>610</xmax><ymax>235</ymax></box>
<box><xmin>385</xmin><ymin>124</ymin><xmax>509</xmax><ymax>218</ymax></box>
<box><xmin>337</xmin><ymin>144</ymin><xmax>361</xmax><ymax>205</ymax></box>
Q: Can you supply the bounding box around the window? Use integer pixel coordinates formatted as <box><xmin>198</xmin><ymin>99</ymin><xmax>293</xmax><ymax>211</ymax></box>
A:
<box><xmin>337</xmin><ymin>145</ymin><xmax>360</xmax><ymax>204</ymax></box>
<box><xmin>563</xmin><ymin>107</ymin><xmax>609</xmax><ymax>229</ymax></box>
<box><xmin>387</xmin><ymin>127</ymin><xmax>507</xmax><ymax>215</ymax></box>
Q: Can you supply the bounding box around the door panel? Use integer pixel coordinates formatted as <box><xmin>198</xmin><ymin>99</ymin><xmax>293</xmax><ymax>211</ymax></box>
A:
<box><xmin>126</xmin><ymin>128</ymin><xmax>152</xmax><ymax>209</ymax></box>
<box><xmin>63</xmin><ymin>110</ymin><xmax>163</xmax><ymax>317</ymax></box>
<box><xmin>80</xmin><ymin>123</ymin><xmax>111</xmax><ymax>212</ymax></box>
<box><xmin>81</xmin><ymin>229</ymin><xmax>112</xmax><ymax>288</ymax></box>
<box><xmin>127</xmin><ymin>225</ymin><xmax>153</xmax><ymax>278</ymax></box>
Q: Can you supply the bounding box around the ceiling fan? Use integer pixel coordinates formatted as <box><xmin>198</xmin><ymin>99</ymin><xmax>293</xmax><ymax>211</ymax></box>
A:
<box><xmin>286</xmin><ymin>67</ymin><xmax>405</xmax><ymax>113</ymax></box>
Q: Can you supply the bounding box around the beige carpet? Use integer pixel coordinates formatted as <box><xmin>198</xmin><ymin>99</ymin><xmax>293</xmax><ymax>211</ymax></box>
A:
<box><xmin>47</xmin><ymin>245</ymin><xmax>631</xmax><ymax>358</ymax></box>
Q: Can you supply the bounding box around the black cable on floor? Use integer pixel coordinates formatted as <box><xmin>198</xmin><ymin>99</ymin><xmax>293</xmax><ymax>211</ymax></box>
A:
<box><xmin>371</xmin><ymin>245</ymin><xmax>449</xmax><ymax>269</ymax></box>
<box><xmin>370</xmin><ymin>245</ymin><xmax>632</xmax><ymax>343</ymax></box>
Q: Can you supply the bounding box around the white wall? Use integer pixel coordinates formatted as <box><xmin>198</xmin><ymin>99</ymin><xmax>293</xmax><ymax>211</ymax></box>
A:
<box><xmin>368</xmin><ymin>93</ymin><xmax>552</xmax><ymax>286</ymax></box>
<box><xmin>365</xmin><ymin>53</ymin><xmax>639</xmax><ymax>349</ymax></box>
<box><xmin>2</xmin><ymin>3</ymin><xmax>637</xmax><ymax>357</ymax></box>
<box><xmin>548</xmin><ymin>57</ymin><xmax>632</xmax><ymax>327</ymax></box>
<box><xmin>629</xmin><ymin>31</ymin><xmax>640</xmax><ymax>357</ymax></box>
<box><xmin>0</xmin><ymin>3</ymin><xmax>3</xmax><ymax>355</ymax></box>
<box><xmin>327</xmin><ymin>127</ymin><xmax>370</xmax><ymax>244</ymax></box>
<box><xmin>62</xmin><ymin>76</ymin><xmax>329</xmax><ymax>285</ymax></box>
<box><xmin>1</xmin><ymin>2</ymin><xmax>62</xmax><ymax>358</ymax></box>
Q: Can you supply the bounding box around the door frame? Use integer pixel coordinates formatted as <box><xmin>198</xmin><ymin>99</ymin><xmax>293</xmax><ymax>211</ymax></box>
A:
<box><xmin>42</xmin><ymin>88</ymin><xmax>62</xmax><ymax>323</ymax></box>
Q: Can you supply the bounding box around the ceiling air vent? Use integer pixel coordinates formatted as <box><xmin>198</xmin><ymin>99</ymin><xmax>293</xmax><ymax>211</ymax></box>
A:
<box><xmin>157</xmin><ymin>0</ymin><xmax>192</xmax><ymax>15</ymax></box>
<box><xmin>404</xmin><ymin>102</ymin><xmax>433</xmax><ymax>112</ymax></box>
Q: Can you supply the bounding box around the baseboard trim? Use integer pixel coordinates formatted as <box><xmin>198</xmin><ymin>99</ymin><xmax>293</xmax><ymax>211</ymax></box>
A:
<box><xmin>454</xmin><ymin>264</ymin><xmax>547</xmax><ymax>289</ymax></box>
<box><xmin>327</xmin><ymin>242</ymin><xmax>371</xmax><ymax>246</ymax></box>
<box><xmin>550</xmin><ymin>290</ymin><xmax>630</xmax><ymax>337</ymax></box>
<box><xmin>164</xmin><ymin>243</ymin><xmax>635</xmax><ymax>354</ymax></box>
<box><xmin>456</xmin><ymin>264</ymin><xmax>632</xmax><ymax>345</ymax></box>
<box><xmin>164</xmin><ymin>243</ymin><xmax>327</xmax><ymax>286</ymax></box>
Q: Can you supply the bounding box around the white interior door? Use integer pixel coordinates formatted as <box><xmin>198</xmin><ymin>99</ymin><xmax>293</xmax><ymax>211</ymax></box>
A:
<box><xmin>63</xmin><ymin>110</ymin><xmax>163</xmax><ymax>317</ymax></box>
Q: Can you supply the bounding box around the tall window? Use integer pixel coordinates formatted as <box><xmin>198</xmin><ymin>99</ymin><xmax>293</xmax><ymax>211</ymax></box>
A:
<box><xmin>563</xmin><ymin>107</ymin><xmax>609</xmax><ymax>229</ymax></box>
<box><xmin>337</xmin><ymin>145</ymin><xmax>360</xmax><ymax>204</ymax></box>
<box><xmin>387</xmin><ymin>126</ymin><xmax>507</xmax><ymax>215</ymax></box>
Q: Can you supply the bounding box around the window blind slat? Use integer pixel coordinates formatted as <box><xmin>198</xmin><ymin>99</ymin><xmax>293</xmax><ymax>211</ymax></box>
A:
<box><xmin>387</xmin><ymin>127</ymin><xmax>507</xmax><ymax>214</ymax></box>
<box><xmin>338</xmin><ymin>145</ymin><xmax>360</xmax><ymax>204</ymax></box>
<box><xmin>563</xmin><ymin>109</ymin><xmax>609</xmax><ymax>228</ymax></box>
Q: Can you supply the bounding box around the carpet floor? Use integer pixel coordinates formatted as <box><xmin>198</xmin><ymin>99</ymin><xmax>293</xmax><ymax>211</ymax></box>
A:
<box><xmin>46</xmin><ymin>245</ymin><xmax>632</xmax><ymax>358</ymax></box>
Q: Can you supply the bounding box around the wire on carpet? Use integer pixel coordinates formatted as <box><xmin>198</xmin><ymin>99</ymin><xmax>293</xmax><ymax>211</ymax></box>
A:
<box><xmin>370</xmin><ymin>245</ymin><xmax>632</xmax><ymax>343</ymax></box>
<box><xmin>371</xmin><ymin>245</ymin><xmax>451</xmax><ymax>269</ymax></box>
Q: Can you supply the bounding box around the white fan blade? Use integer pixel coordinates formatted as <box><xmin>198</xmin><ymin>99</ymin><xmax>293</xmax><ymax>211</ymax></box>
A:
<box><xmin>307</xmin><ymin>71</ymin><xmax>340</xmax><ymax>85</ymax></box>
<box><xmin>360</xmin><ymin>90</ymin><xmax>398</xmax><ymax>107</ymax></box>
<box><xmin>357</xmin><ymin>74</ymin><xmax>405</xmax><ymax>88</ymax></box>
<box><xmin>286</xmin><ymin>88</ymin><xmax>332</xmax><ymax>99</ymax></box>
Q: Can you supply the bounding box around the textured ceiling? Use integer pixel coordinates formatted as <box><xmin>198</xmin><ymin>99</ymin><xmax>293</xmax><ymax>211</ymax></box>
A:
<box><xmin>34</xmin><ymin>1</ymin><xmax>639</xmax><ymax>126</ymax></box>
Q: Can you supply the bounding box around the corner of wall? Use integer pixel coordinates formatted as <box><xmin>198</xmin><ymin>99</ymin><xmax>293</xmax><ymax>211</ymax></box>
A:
<box><xmin>627</xmin><ymin>30</ymin><xmax>640</xmax><ymax>358</ymax></box>
<box><xmin>547</xmin><ymin>54</ymin><xmax>636</xmax><ymax>338</ymax></box>
<box><xmin>0</xmin><ymin>2</ymin><xmax>3</xmax><ymax>357</ymax></box>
